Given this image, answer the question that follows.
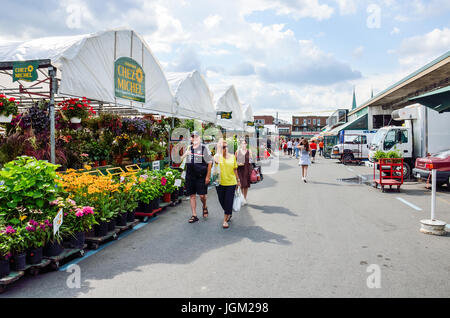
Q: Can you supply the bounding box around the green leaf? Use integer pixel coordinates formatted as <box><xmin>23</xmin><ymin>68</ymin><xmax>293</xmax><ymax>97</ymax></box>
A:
<box><xmin>36</xmin><ymin>199</ymin><xmax>44</xmax><ymax>208</ymax></box>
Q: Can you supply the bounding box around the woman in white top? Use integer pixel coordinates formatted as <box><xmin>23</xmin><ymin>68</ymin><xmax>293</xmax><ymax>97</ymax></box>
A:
<box><xmin>297</xmin><ymin>139</ymin><xmax>311</xmax><ymax>183</ymax></box>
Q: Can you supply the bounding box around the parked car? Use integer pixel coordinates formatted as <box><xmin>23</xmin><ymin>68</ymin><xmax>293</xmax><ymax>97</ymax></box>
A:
<box><xmin>413</xmin><ymin>149</ymin><xmax>450</xmax><ymax>187</ymax></box>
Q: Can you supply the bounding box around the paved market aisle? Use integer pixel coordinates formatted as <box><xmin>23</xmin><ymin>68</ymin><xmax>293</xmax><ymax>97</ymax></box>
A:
<box><xmin>3</xmin><ymin>155</ymin><xmax>450</xmax><ymax>297</ymax></box>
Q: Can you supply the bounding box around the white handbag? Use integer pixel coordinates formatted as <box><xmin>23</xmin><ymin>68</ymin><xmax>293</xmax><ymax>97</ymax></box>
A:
<box><xmin>232</xmin><ymin>186</ymin><xmax>243</xmax><ymax>212</ymax></box>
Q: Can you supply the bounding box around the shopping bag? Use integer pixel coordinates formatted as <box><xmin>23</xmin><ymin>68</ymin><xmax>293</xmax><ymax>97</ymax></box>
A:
<box><xmin>250</xmin><ymin>169</ymin><xmax>258</xmax><ymax>183</ymax></box>
<box><xmin>233</xmin><ymin>187</ymin><xmax>242</xmax><ymax>212</ymax></box>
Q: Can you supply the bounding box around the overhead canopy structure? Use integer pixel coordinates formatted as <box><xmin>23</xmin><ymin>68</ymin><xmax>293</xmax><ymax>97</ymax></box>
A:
<box><xmin>0</xmin><ymin>29</ymin><xmax>174</xmax><ymax>115</ymax></box>
<box><xmin>325</xmin><ymin>114</ymin><xmax>369</xmax><ymax>136</ymax></box>
<box><xmin>166</xmin><ymin>71</ymin><xmax>216</xmax><ymax>122</ymax></box>
<box><xmin>409</xmin><ymin>85</ymin><xmax>450</xmax><ymax>113</ymax></box>
<box><xmin>213</xmin><ymin>85</ymin><xmax>244</xmax><ymax>131</ymax></box>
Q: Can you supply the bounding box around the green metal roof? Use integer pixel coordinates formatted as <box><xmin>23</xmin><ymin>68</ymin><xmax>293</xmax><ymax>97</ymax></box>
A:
<box><xmin>325</xmin><ymin>114</ymin><xmax>368</xmax><ymax>135</ymax></box>
<box><xmin>350</xmin><ymin>50</ymin><xmax>450</xmax><ymax>115</ymax></box>
<box><xmin>409</xmin><ymin>85</ymin><xmax>450</xmax><ymax>113</ymax></box>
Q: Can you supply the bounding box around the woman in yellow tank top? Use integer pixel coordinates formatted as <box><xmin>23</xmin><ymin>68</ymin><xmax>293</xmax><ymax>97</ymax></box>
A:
<box><xmin>214</xmin><ymin>138</ymin><xmax>241</xmax><ymax>228</ymax></box>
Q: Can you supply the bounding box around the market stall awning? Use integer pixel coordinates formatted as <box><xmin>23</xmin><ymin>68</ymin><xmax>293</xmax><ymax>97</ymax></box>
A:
<box><xmin>166</xmin><ymin>71</ymin><xmax>216</xmax><ymax>123</ymax></box>
<box><xmin>242</xmin><ymin>103</ymin><xmax>254</xmax><ymax>132</ymax></box>
<box><xmin>213</xmin><ymin>85</ymin><xmax>244</xmax><ymax>131</ymax></box>
<box><xmin>0</xmin><ymin>29</ymin><xmax>175</xmax><ymax>116</ymax></box>
<box><xmin>409</xmin><ymin>85</ymin><xmax>450</xmax><ymax>113</ymax></box>
<box><xmin>325</xmin><ymin>114</ymin><xmax>368</xmax><ymax>136</ymax></box>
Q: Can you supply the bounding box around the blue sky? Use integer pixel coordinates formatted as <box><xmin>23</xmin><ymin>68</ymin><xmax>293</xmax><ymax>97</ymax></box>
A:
<box><xmin>0</xmin><ymin>0</ymin><xmax>449</xmax><ymax>121</ymax></box>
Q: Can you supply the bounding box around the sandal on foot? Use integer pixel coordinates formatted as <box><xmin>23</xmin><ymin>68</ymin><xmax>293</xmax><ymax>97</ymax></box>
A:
<box><xmin>202</xmin><ymin>207</ymin><xmax>209</xmax><ymax>218</ymax></box>
<box><xmin>188</xmin><ymin>215</ymin><xmax>199</xmax><ymax>223</ymax></box>
<box><xmin>227</xmin><ymin>215</ymin><xmax>232</xmax><ymax>222</ymax></box>
<box><xmin>223</xmin><ymin>222</ymin><xmax>229</xmax><ymax>229</ymax></box>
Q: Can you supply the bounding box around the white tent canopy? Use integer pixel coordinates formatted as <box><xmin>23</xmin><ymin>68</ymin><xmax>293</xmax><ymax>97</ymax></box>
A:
<box><xmin>166</xmin><ymin>71</ymin><xmax>216</xmax><ymax>123</ymax></box>
<box><xmin>213</xmin><ymin>85</ymin><xmax>244</xmax><ymax>131</ymax></box>
<box><xmin>242</xmin><ymin>103</ymin><xmax>254</xmax><ymax>132</ymax></box>
<box><xmin>0</xmin><ymin>29</ymin><xmax>174</xmax><ymax>115</ymax></box>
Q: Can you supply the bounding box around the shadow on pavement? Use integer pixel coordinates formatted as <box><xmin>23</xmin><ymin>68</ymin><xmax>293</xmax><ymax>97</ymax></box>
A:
<box><xmin>247</xmin><ymin>204</ymin><xmax>298</xmax><ymax>217</ymax></box>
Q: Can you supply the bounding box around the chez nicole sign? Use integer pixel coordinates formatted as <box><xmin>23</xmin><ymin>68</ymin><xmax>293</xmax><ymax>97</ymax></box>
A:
<box><xmin>114</xmin><ymin>57</ymin><xmax>145</xmax><ymax>103</ymax></box>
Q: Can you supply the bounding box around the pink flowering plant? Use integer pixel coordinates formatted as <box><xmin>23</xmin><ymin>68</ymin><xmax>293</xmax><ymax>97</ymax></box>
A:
<box><xmin>24</xmin><ymin>219</ymin><xmax>52</xmax><ymax>248</ymax></box>
<box><xmin>50</xmin><ymin>197</ymin><xmax>97</xmax><ymax>233</ymax></box>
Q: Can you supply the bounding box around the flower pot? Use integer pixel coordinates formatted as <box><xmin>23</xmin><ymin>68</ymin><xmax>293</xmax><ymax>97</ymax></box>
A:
<box><xmin>94</xmin><ymin>221</ymin><xmax>108</xmax><ymax>237</ymax></box>
<box><xmin>100</xmin><ymin>160</ymin><xmax>108</xmax><ymax>166</ymax></box>
<box><xmin>27</xmin><ymin>247</ymin><xmax>43</xmax><ymax>265</ymax></box>
<box><xmin>163</xmin><ymin>192</ymin><xmax>171</xmax><ymax>203</ymax></box>
<box><xmin>0</xmin><ymin>259</ymin><xmax>10</xmax><ymax>278</ymax></box>
<box><xmin>127</xmin><ymin>210</ymin><xmax>135</xmax><ymax>222</ymax></box>
<box><xmin>151</xmin><ymin>197</ymin><xmax>160</xmax><ymax>211</ymax></box>
<box><xmin>107</xmin><ymin>219</ymin><xmax>116</xmax><ymax>231</ymax></box>
<box><xmin>0</xmin><ymin>114</ymin><xmax>12</xmax><ymax>123</ymax></box>
<box><xmin>69</xmin><ymin>232</ymin><xmax>85</xmax><ymax>250</ymax></box>
<box><xmin>116</xmin><ymin>213</ymin><xmax>127</xmax><ymax>226</ymax></box>
<box><xmin>70</xmin><ymin>117</ymin><xmax>82</xmax><ymax>124</ymax></box>
<box><xmin>172</xmin><ymin>190</ymin><xmax>179</xmax><ymax>202</ymax></box>
<box><xmin>137</xmin><ymin>201</ymin><xmax>151</xmax><ymax>213</ymax></box>
<box><xmin>179</xmin><ymin>187</ymin><xmax>185</xmax><ymax>197</ymax></box>
<box><xmin>44</xmin><ymin>241</ymin><xmax>64</xmax><ymax>257</ymax></box>
<box><xmin>93</xmin><ymin>161</ymin><xmax>99</xmax><ymax>167</ymax></box>
<box><xmin>10</xmin><ymin>252</ymin><xmax>27</xmax><ymax>271</ymax></box>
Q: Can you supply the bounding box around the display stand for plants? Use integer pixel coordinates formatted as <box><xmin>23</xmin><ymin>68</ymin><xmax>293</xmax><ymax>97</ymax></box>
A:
<box><xmin>24</xmin><ymin>258</ymin><xmax>52</xmax><ymax>276</ymax></box>
<box><xmin>85</xmin><ymin>230</ymin><xmax>119</xmax><ymax>250</ymax></box>
<box><xmin>45</xmin><ymin>245</ymin><xmax>87</xmax><ymax>270</ymax></box>
<box><xmin>373</xmin><ymin>158</ymin><xmax>404</xmax><ymax>192</ymax></box>
<box><xmin>135</xmin><ymin>208</ymin><xmax>162</xmax><ymax>222</ymax></box>
<box><xmin>115</xmin><ymin>219</ymin><xmax>140</xmax><ymax>234</ymax></box>
<box><xmin>0</xmin><ymin>270</ymin><xmax>25</xmax><ymax>293</ymax></box>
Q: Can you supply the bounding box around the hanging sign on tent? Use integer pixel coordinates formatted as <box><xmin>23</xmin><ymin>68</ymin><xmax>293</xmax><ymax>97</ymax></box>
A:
<box><xmin>218</xmin><ymin>112</ymin><xmax>232</xmax><ymax>119</ymax></box>
<box><xmin>246</xmin><ymin>121</ymin><xmax>255</xmax><ymax>127</ymax></box>
<box><xmin>114</xmin><ymin>57</ymin><xmax>145</xmax><ymax>103</ymax></box>
<box><xmin>12</xmin><ymin>61</ymin><xmax>39</xmax><ymax>82</ymax></box>
<box><xmin>256</xmin><ymin>124</ymin><xmax>264</xmax><ymax>129</ymax></box>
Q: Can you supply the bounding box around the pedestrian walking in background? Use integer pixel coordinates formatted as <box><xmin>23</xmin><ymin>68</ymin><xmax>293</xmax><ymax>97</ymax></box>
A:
<box><xmin>319</xmin><ymin>140</ymin><xmax>324</xmax><ymax>157</ymax></box>
<box><xmin>181</xmin><ymin>131</ymin><xmax>213</xmax><ymax>223</ymax></box>
<box><xmin>298</xmin><ymin>139</ymin><xmax>311</xmax><ymax>183</ymax></box>
<box><xmin>287</xmin><ymin>139</ymin><xmax>293</xmax><ymax>156</ymax></box>
<box><xmin>215</xmin><ymin>139</ymin><xmax>241</xmax><ymax>229</ymax></box>
<box><xmin>294</xmin><ymin>138</ymin><xmax>300</xmax><ymax>159</ymax></box>
<box><xmin>236</xmin><ymin>138</ymin><xmax>253</xmax><ymax>205</ymax></box>
<box><xmin>310</xmin><ymin>139</ymin><xmax>317</xmax><ymax>163</ymax></box>
<box><xmin>283</xmin><ymin>140</ymin><xmax>288</xmax><ymax>155</ymax></box>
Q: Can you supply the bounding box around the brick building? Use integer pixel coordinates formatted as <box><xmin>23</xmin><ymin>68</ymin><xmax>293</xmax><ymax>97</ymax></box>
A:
<box><xmin>291</xmin><ymin>115</ymin><xmax>328</xmax><ymax>132</ymax></box>
<box><xmin>254</xmin><ymin>115</ymin><xmax>275</xmax><ymax>125</ymax></box>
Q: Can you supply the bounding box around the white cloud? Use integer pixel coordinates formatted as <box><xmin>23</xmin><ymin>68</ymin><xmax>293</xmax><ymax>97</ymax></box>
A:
<box><xmin>393</xmin><ymin>28</ymin><xmax>450</xmax><ymax>68</ymax></box>
<box><xmin>391</xmin><ymin>27</ymin><xmax>400</xmax><ymax>35</ymax></box>
<box><xmin>204</xmin><ymin>15</ymin><xmax>222</xmax><ymax>29</ymax></box>
<box><xmin>352</xmin><ymin>46</ymin><xmax>364</xmax><ymax>58</ymax></box>
<box><xmin>334</xmin><ymin>0</ymin><xmax>358</xmax><ymax>15</ymax></box>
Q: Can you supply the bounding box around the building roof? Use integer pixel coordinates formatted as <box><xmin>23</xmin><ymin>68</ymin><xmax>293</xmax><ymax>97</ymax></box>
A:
<box><xmin>349</xmin><ymin>50</ymin><xmax>450</xmax><ymax>116</ymax></box>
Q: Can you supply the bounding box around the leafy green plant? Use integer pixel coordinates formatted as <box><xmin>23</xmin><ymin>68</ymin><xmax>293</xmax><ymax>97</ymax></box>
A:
<box><xmin>0</xmin><ymin>156</ymin><xmax>61</xmax><ymax>215</ymax></box>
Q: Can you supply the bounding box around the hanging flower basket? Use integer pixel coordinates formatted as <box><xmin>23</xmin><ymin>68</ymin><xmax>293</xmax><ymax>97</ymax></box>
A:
<box><xmin>0</xmin><ymin>114</ymin><xmax>12</xmax><ymax>123</ymax></box>
<box><xmin>70</xmin><ymin>117</ymin><xmax>82</xmax><ymax>124</ymax></box>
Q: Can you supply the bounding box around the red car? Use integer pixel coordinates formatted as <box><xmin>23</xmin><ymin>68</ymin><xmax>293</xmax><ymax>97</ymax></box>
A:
<box><xmin>413</xmin><ymin>149</ymin><xmax>450</xmax><ymax>187</ymax></box>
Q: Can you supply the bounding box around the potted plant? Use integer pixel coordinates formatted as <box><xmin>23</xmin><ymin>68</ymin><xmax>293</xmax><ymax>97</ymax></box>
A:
<box><xmin>25</xmin><ymin>219</ymin><xmax>49</xmax><ymax>265</ymax></box>
<box><xmin>7</xmin><ymin>226</ymin><xmax>28</xmax><ymax>271</ymax></box>
<box><xmin>0</xmin><ymin>231</ymin><xmax>12</xmax><ymax>278</ymax></box>
<box><xmin>59</xmin><ymin>97</ymin><xmax>95</xmax><ymax>123</ymax></box>
<box><xmin>0</xmin><ymin>94</ymin><xmax>18</xmax><ymax>123</ymax></box>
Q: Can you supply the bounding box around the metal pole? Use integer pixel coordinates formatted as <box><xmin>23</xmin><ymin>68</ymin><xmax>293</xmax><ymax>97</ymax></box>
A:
<box><xmin>431</xmin><ymin>168</ymin><xmax>436</xmax><ymax>221</ymax></box>
<box><xmin>49</xmin><ymin>67</ymin><xmax>56</xmax><ymax>164</ymax></box>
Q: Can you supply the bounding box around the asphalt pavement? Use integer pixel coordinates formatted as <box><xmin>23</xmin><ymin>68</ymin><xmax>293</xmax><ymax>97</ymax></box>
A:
<box><xmin>3</xmin><ymin>154</ymin><xmax>450</xmax><ymax>297</ymax></box>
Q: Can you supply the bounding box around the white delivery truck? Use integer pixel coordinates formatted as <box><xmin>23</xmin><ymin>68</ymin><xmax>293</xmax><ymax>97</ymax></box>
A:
<box><xmin>331</xmin><ymin>130</ymin><xmax>377</xmax><ymax>163</ymax></box>
<box><xmin>368</xmin><ymin>104</ymin><xmax>450</xmax><ymax>179</ymax></box>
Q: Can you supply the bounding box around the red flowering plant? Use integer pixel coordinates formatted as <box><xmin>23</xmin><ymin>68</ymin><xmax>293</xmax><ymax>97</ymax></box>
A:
<box><xmin>58</xmin><ymin>97</ymin><xmax>96</xmax><ymax>120</ymax></box>
<box><xmin>0</xmin><ymin>94</ymin><xmax>19</xmax><ymax>117</ymax></box>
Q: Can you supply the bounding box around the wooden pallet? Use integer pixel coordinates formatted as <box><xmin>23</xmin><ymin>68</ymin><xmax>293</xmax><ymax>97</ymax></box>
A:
<box><xmin>44</xmin><ymin>245</ymin><xmax>87</xmax><ymax>270</ymax></box>
<box><xmin>135</xmin><ymin>208</ymin><xmax>162</xmax><ymax>222</ymax></box>
<box><xmin>85</xmin><ymin>230</ymin><xmax>119</xmax><ymax>250</ymax></box>
<box><xmin>24</xmin><ymin>258</ymin><xmax>52</xmax><ymax>276</ymax></box>
<box><xmin>0</xmin><ymin>270</ymin><xmax>24</xmax><ymax>293</ymax></box>
<box><xmin>115</xmin><ymin>219</ymin><xmax>140</xmax><ymax>234</ymax></box>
